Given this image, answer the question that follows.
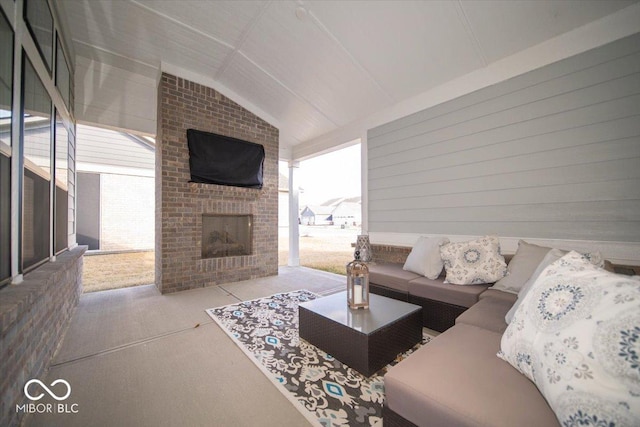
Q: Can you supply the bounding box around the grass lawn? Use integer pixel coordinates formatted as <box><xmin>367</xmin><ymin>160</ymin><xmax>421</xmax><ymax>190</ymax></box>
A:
<box><xmin>83</xmin><ymin>226</ymin><xmax>358</xmax><ymax>293</ymax></box>
<box><xmin>83</xmin><ymin>251</ymin><xmax>155</xmax><ymax>293</ymax></box>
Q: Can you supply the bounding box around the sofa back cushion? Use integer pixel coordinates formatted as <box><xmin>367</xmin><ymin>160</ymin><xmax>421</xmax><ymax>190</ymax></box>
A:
<box><xmin>491</xmin><ymin>240</ymin><xmax>551</xmax><ymax>294</ymax></box>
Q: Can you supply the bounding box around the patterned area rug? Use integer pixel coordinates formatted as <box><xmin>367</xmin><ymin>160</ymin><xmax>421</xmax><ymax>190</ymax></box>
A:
<box><xmin>206</xmin><ymin>290</ymin><xmax>430</xmax><ymax>427</ymax></box>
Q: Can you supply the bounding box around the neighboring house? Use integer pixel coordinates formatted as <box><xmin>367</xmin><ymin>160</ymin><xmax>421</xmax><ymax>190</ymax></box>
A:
<box><xmin>76</xmin><ymin>124</ymin><xmax>155</xmax><ymax>251</ymax></box>
<box><xmin>332</xmin><ymin>201</ymin><xmax>362</xmax><ymax>226</ymax></box>
<box><xmin>300</xmin><ymin>197</ymin><xmax>362</xmax><ymax>226</ymax></box>
<box><xmin>300</xmin><ymin>205</ymin><xmax>334</xmax><ymax>226</ymax></box>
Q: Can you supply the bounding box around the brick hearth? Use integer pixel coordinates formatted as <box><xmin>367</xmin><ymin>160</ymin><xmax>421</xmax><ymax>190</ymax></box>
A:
<box><xmin>156</xmin><ymin>73</ymin><xmax>279</xmax><ymax>294</ymax></box>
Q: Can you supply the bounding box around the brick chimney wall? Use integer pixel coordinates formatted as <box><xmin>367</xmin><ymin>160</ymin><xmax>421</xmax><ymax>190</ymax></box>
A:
<box><xmin>156</xmin><ymin>73</ymin><xmax>279</xmax><ymax>294</ymax></box>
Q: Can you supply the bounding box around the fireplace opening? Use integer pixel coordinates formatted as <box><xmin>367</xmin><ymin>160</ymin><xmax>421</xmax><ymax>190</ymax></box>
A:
<box><xmin>202</xmin><ymin>214</ymin><xmax>252</xmax><ymax>259</ymax></box>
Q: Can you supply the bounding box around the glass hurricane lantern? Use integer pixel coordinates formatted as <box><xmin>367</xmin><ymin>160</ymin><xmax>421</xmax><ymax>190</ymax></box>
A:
<box><xmin>346</xmin><ymin>251</ymin><xmax>370</xmax><ymax>309</ymax></box>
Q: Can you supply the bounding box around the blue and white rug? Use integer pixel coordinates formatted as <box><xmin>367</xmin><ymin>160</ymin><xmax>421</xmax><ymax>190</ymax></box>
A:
<box><xmin>206</xmin><ymin>290</ymin><xmax>430</xmax><ymax>427</ymax></box>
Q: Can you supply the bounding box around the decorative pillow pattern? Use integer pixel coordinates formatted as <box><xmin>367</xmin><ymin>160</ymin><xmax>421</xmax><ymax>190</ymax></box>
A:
<box><xmin>504</xmin><ymin>248</ymin><xmax>566</xmax><ymax>324</ymax></box>
<box><xmin>403</xmin><ymin>236</ymin><xmax>450</xmax><ymax>279</ymax></box>
<box><xmin>491</xmin><ymin>240</ymin><xmax>551</xmax><ymax>294</ymax></box>
<box><xmin>498</xmin><ymin>251</ymin><xmax>640</xmax><ymax>426</ymax></box>
<box><xmin>503</xmin><ymin>248</ymin><xmax>608</xmax><ymax>324</ymax></box>
<box><xmin>439</xmin><ymin>236</ymin><xmax>507</xmax><ymax>285</ymax></box>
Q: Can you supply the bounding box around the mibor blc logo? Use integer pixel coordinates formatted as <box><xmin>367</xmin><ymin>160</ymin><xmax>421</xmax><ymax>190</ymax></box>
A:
<box><xmin>16</xmin><ymin>379</ymin><xmax>79</xmax><ymax>415</ymax></box>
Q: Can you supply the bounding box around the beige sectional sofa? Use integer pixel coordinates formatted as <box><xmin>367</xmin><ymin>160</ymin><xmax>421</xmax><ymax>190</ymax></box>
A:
<box><xmin>369</xmin><ymin>263</ymin><xmax>558</xmax><ymax>427</ymax></box>
<box><xmin>369</xmin><ymin>258</ymin><xmax>561</xmax><ymax>426</ymax></box>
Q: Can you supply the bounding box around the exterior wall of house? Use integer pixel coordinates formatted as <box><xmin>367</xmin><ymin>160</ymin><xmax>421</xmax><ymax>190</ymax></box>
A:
<box><xmin>0</xmin><ymin>247</ymin><xmax>85</xmax><ymax>427</ymax></box>
<box><xmin>367</xmin><ymin>33</ymin><xmax>640</xmax><ymax>265</ymax></box>
<box><xmin>100</xmin><ymin>174</ymin><xmax>154</xmax><ymax>251</ymax></box>
<box><xmin>76</xmin><ymin>124</ymin><xmax>155</xmax><ymax>172</ymax></box>
<box><xmin>0</xmin><ymin>1</ymin><xmax>81</xmax><ymax>425</ymax></box>
<box><xmin>76</xmin><ymin>125</ymin><xmax>155</xmax><ymax>251</ymax></box>
<box><xmin>156</xmin><ymin>73</ymin><xmax>279</xmax><ymax>294</ymax></box>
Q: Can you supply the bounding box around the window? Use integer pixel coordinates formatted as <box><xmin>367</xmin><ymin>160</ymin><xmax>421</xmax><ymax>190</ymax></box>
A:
<box><xmin>24</xmin><ymin>0</ymin><xmax>54</xmax><ymax>74</ymax></box>
<box><xmin>54</xmin><ymin>111</ymin><xmax>68</xmax><ymax>254</ymax></box>
<box><xmin>0</xmin><ymin>10</ymin><xmax>13</xmax><ymax>286</ymax></box>
<box><xmin>22</xmin><ymin>54</ymin><xmax>51</xmax><ymax>271</ymax></box>
<box><xmin>55</xmin><ymin>37</ymin><xmax>70</xmax><ymax>110</ymax></box>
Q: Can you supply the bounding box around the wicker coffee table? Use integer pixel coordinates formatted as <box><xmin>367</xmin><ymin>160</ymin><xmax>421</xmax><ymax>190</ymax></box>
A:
<box><xmin>298</xmin><ymin>292</ymin><xmax>422</xmax><ymax>376</ymax></box>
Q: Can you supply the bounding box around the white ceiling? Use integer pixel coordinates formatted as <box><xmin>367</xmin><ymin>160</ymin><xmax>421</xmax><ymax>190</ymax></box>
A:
<box><xmin>57</xmin><ymin>0</ymin><xmax>638</xmax><ymax>156</ymax></box>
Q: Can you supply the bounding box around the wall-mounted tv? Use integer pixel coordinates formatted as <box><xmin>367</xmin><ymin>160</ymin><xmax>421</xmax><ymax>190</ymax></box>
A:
<box><xmin>187</xmin><ymin>129</ymin><xmax>265</xmax><ymax>189</ymax></box>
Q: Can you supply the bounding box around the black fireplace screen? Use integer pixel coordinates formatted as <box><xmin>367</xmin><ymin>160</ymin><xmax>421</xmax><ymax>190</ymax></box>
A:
<box><xmin>202</xmin><ymin>214</ymin><xmax>252</xmax><ymax>259</ymax></box>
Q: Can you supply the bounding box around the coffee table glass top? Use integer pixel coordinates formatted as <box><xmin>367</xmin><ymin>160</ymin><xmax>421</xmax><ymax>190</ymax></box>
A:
<box><xmin>300</xmin><ymin>291</ymin><xmax>421</xmax><ymax>335</ymax></box>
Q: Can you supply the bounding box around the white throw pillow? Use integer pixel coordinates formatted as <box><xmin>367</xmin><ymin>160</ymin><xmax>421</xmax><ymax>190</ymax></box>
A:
<box><xmin>439</xmin><ymin>235</ymin><xmax>507</xmax><ymax>285</ymax></box>
<box><xmin>498</xmin><ymin>251</ymin><xmax>640</xmax><ymax>426</ymax></box>
<box><xmin>504</xmin><ymin>248</ymin><xmax>566</xmax><ymax>324</ymax></box>
<box><xmin>504</xmin><ymin>248</ymin><xmax>608</xmax><ymax>324</ymax></box>
<box><xmin>403</xmin><ymin>236</ymin><xmax>450</xmax><ymax>279</ymax></box>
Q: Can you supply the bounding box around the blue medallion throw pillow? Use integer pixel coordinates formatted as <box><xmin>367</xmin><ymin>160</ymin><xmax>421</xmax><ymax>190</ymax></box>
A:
<box><xmin>498</xmin><ymin>251</ymin><xmax>640</xmax><ymax>426</ymax></box>
<box><xmin>439</xmin><ymin>235</ymin><xmax>507</xmax><ymax>285</ymax></box>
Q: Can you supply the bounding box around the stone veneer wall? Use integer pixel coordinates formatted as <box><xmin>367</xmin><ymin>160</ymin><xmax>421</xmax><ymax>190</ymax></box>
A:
<box><xmin>156</xmin><ymin>73</ymin><xmax>279</xmax><ymax>294</ymax></box>
<box><xmin>0</xmin><ymin>246</ymin><xmax>85</xmax><ymax>427</ymax></box>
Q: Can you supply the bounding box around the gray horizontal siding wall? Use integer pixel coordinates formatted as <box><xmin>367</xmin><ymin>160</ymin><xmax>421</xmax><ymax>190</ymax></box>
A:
<box><xmin>77</xmin><ymin>124</ymin><xmax>155</xmax><ymax>171</ymax></box>
<box><xmin>368</xmin><ymin>33</ymin><xmax>640</xmax><ymax>243</ymax></box>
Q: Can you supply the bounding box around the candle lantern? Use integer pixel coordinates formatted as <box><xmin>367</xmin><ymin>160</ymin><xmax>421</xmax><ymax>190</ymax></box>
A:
<box><xmin>346</xmin><ymin>251</ymin><xmax>370</xmax><ymax>309</ymax></box>
<box><xmin>354</xmin><ymin>235</ymin><xmax>373</xmax><ymax>262</ymax></box>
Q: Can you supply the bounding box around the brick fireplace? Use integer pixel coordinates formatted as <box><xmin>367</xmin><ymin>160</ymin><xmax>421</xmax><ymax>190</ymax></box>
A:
<box><xmin>156</xmin><ymin>73</ymin><xmax>279</xmax><ymax>294</ymax></box>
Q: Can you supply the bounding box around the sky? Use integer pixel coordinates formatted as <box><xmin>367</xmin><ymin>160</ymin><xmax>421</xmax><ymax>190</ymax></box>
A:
<box><xmin>280</xmin><ymin>144</ymin><xmax>361</xmax><ymax>206</ymax></box>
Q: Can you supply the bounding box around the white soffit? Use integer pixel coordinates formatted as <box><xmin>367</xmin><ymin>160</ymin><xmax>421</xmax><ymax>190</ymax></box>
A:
<box><xmin>236</xmin><ymin>1</ymin><xmax>391</xmax><ymax>127</ymax></box>
<box><xmin>307</xmin><ymin>0</ymin><xmax>485</xmax><ymax>101</ymax></box>
<box><xmin>220</xmin><ymin>53</ymin><xmax>338</xmax><ymax>142</ymax></box>
<box><xmin>461</xmin><ymin>0</ymin><xmax>638</xmax><ymax>63</ymax></box>
<box><xmin>58</xmin><ymin>0</ymin><xmax>640</xmax><ymax>157</ymax></box>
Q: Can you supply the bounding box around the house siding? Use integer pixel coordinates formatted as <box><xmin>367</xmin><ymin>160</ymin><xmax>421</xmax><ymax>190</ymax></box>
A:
<box><xmin>368</xmin><ymin>33</ymin><xmax>640</xmax><ymax>246</ymax></box>
<box><xmin>76</xmin><ymin>124</ymin><xmax>154</xmax><ymax>172</ymax></box>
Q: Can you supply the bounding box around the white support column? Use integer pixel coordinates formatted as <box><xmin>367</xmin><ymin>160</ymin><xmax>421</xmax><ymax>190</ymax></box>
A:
<box><xmin>360</xmin><ymin>133</ymin><xmax>368</xmax><ymax>235</ymax></box>
<box><xmin>288</xmin><ymin>160</ymin><xmax>300</xmax><ymax>267</ymax></box>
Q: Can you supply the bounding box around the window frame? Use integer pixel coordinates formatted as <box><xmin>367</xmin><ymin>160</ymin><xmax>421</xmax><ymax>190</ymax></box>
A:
<box><xmin>55</xmin><ymin>35</ymin><xmax>71</xmax><ymax>111</ymax></box>
<box><xmin>21</xmin><ymin>51</ymin><xmax>52</xmax><ymax>273</ymax></box>
<box><xmin>0</xmin><ymin>7</ymin><xmax>14</xmax><ymax>288</ymax></box>
<box><xmin>23</xmin><ymin>0</ymin><xmax>54</xmax><ymax>76</ymax></box>
<box><xmin>54</xmin><ymin>109</ymin><xmax>68</xmax><ymax>255</ymax></box>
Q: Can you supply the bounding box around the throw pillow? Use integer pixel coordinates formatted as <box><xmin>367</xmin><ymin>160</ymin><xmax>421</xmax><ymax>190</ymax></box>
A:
<box><xmin>505</xmin><ymin>248</ymin><xmax>609</xmax><ymax>324</ymax></box>
<box><xmin>491</xmin><ymin>240</ymin><xmax>551</xmax><ymax>294</ymax></box>
<box><xmin>439</xmin><ymin>235</ymin><xmax>507</xmax><ymax>285</ymax></box>
<box><xmin>504</xmin><ymin>248</ymin><xmax>566</xmax><ymax>324</ymax></box>
<box><xmin>403</xmin><ymin>236</ymin><xmax>450</xmax><ymax>279</ymax></box>
<box><xmin>498</xmin><ymin>251</ymin><xmax>640</xmax><ymax>426</ymax></box>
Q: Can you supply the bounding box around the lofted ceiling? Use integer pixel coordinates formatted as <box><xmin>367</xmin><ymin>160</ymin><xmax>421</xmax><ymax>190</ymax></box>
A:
<box><xmin>57</xmin><ymin>0</ymin><xmax>639</xmax><ymax>157</ymax></box>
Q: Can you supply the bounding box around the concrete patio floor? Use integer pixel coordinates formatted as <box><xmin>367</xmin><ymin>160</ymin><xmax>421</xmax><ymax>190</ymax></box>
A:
<box><xmin>24</xmin><ymin>266</ymin><xmax>346</xmax><ymax>427</ymax></box>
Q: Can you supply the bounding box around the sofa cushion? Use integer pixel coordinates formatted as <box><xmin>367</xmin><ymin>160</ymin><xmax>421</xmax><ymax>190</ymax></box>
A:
<box><xmin>408</xmin><ymin>276</ymin><xmax>488</xmax><ymax>308</ymax></box>
<box><xmin>403</xmin><ymin>236</ymin><xmax>449</xmax><ymax>279</ymax></box>
<box><xmin>368</xmin><ymin>263</ymin><xmax>420</xmax><ymax>293</ymax></box>
<box><xmin>455</xmin><ymin>296</ymin><xmax>514</xmax><ymax>333</ymax></box>
<box><xmin>490</xmin><ymin>240</ymin><xmax>551</xmax><ymax>294</ymax></box>
<box><xmin>384</xmin><ymin>324</ymin><xmax>559</xmax><ymax>427</ymax></box>
<box><xmin>439</xmin><ymin>235</ymin><xmax>507</xmax><ymax>285</ymax></box>
<box><xmin>478</xmin><ymin>289</ymin><xmax>518</xmax><ymax>303</ymax></box>
<box><xmin>499</xmin><ymin>251</ymin><xmax>640</xmax><ymax>426</ymax></box>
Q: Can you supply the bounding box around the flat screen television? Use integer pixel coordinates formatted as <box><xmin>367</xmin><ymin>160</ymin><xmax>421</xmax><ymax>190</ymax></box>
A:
<box><xmin>187</xmin><ymin>129</ymin><xmax>265</xmax><ymax>189</ymax></box>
